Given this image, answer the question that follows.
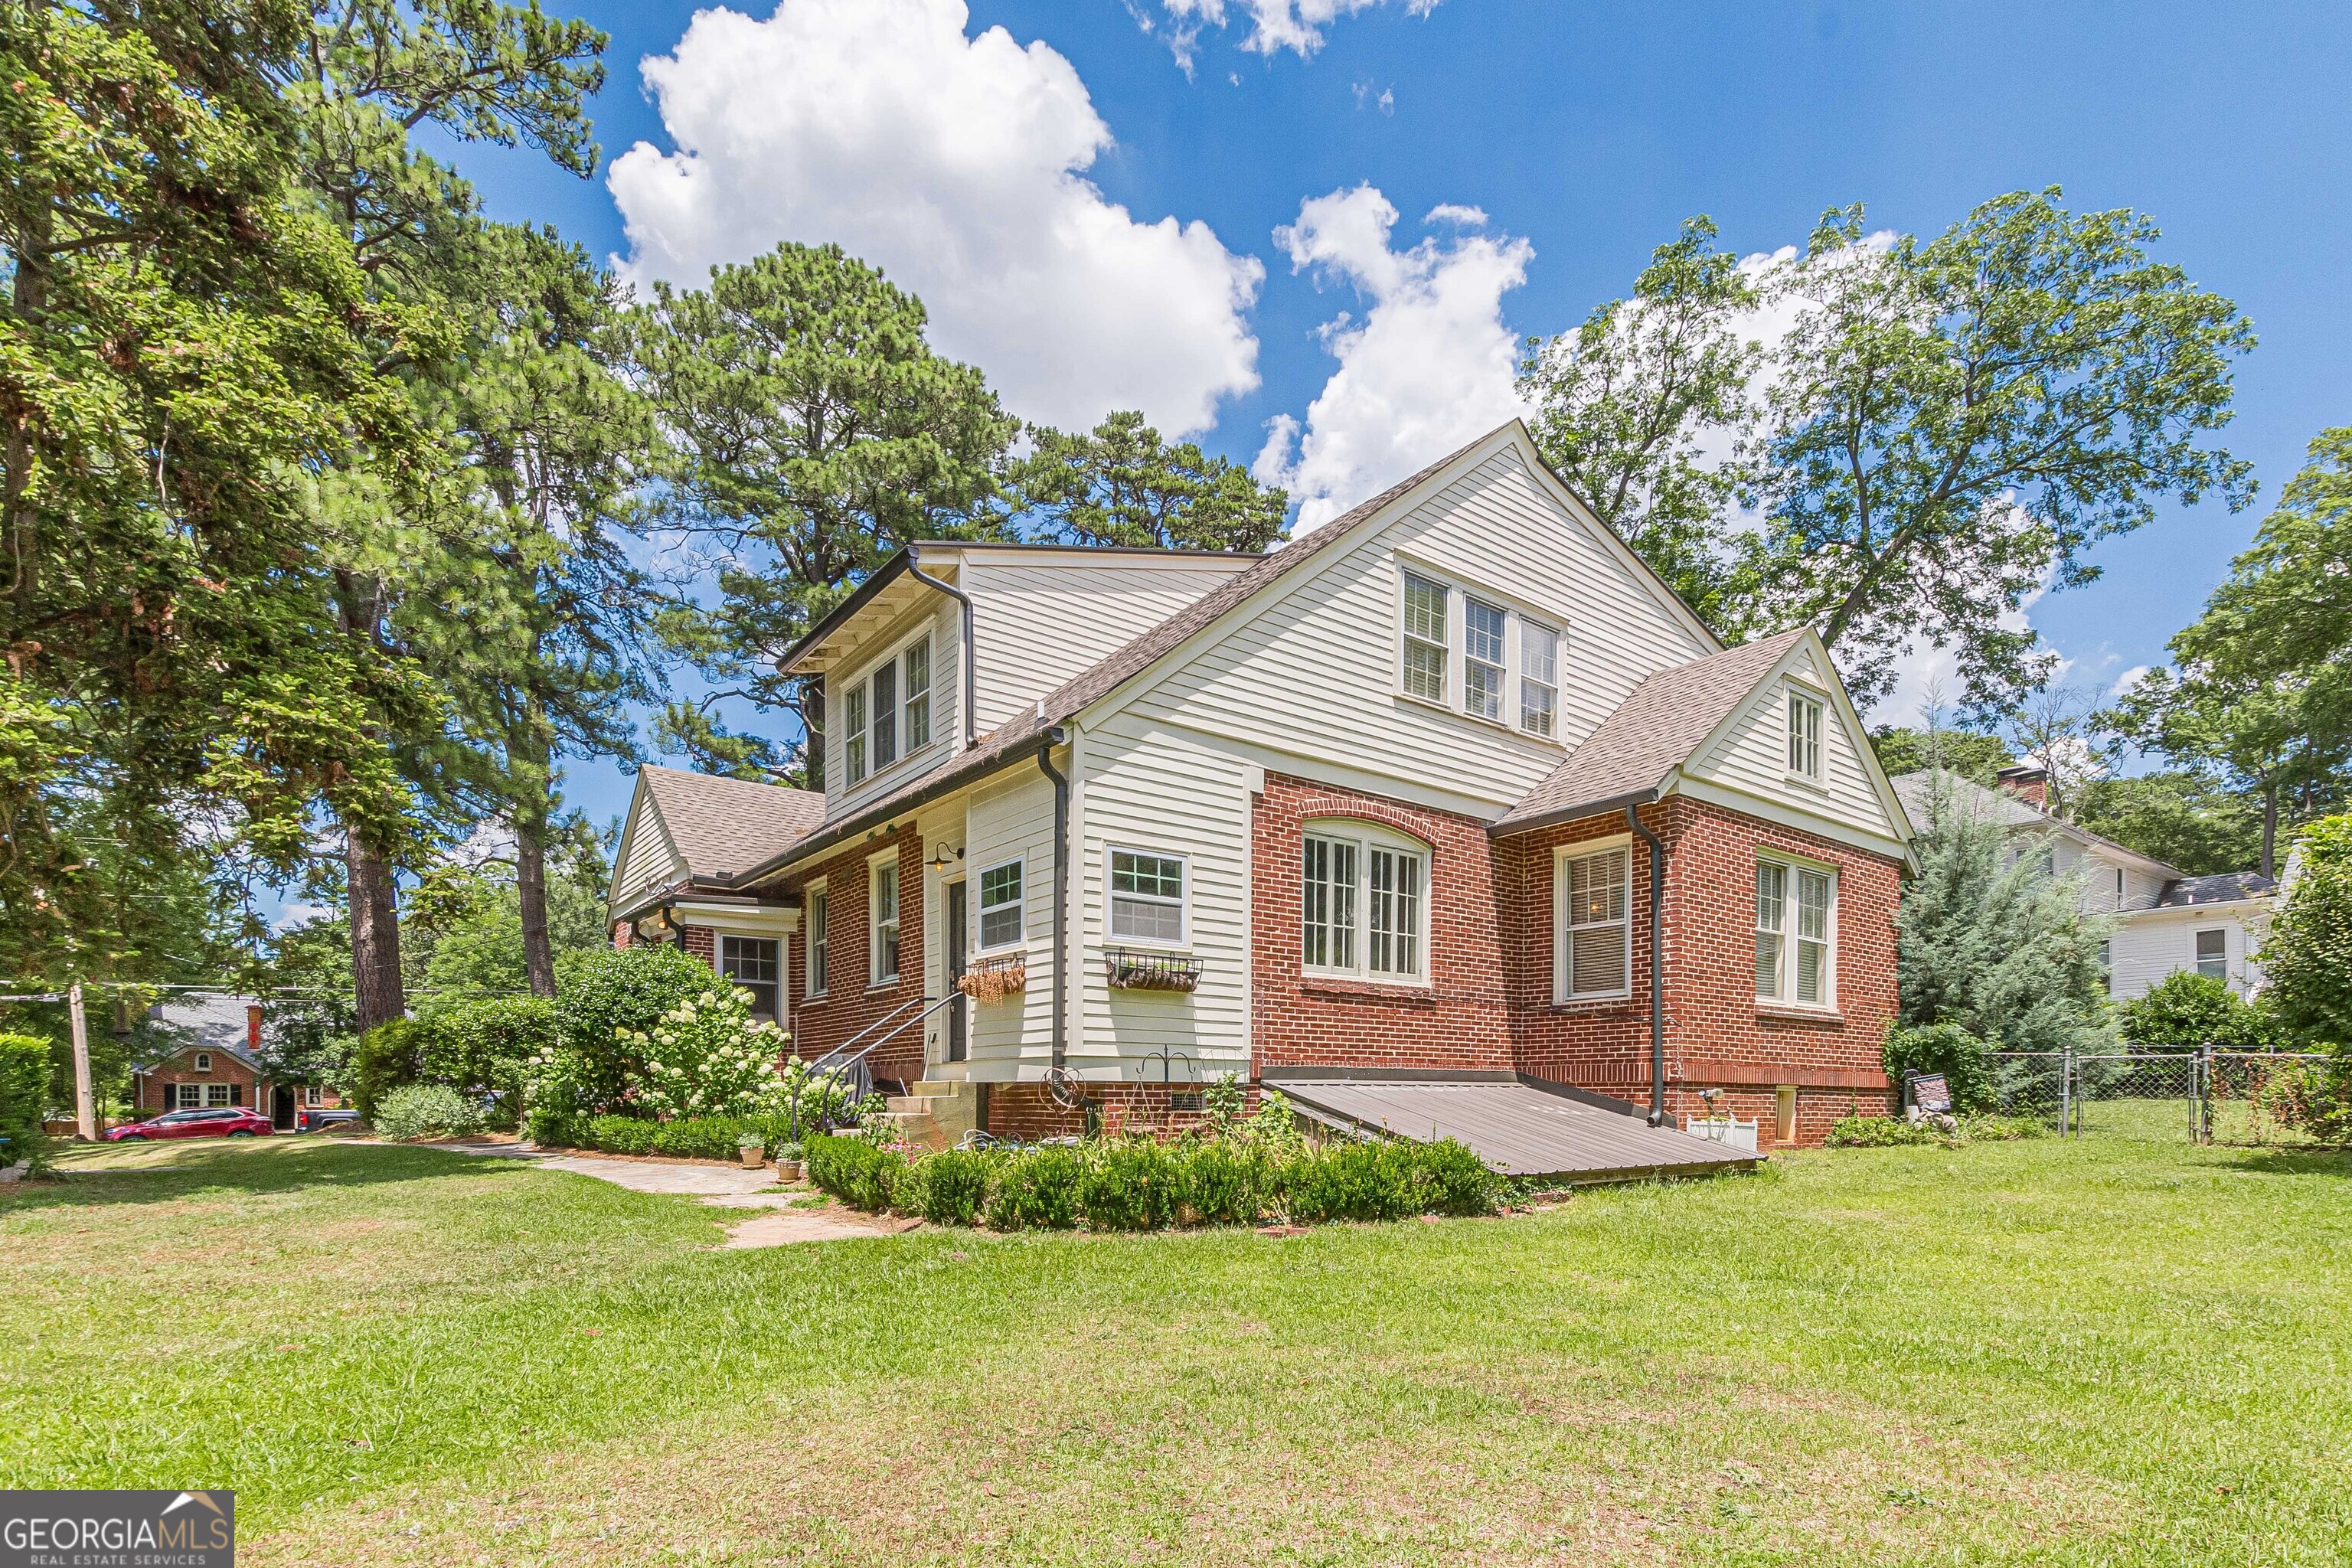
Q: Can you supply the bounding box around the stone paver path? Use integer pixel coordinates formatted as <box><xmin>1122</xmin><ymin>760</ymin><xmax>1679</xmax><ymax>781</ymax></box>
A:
<box><xmin>436</xmin><ymin>1141</ymin><xmax>914</xmax><ymax>1246</ymax></box>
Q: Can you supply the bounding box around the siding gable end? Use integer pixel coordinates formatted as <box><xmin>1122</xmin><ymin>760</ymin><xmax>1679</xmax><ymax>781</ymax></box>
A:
<box><xmin>1683</xmin><ymin>632</ymin><xmax>1911</xmax><ymax>853</ymax></box>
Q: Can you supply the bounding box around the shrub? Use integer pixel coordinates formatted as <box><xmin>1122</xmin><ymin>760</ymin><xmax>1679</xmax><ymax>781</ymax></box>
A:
<box><xmin>2118</xmin><ymin>971</ymin><xmax>2280</xmax><ymax>1050</ymax></box>
<box><xmin>1824</xmin><ymin>1115</ymin><xmax>1940</xmax><ymax>1148</ymax></box>
<box><xmin>985</xmin><ymin>1145</ymin><xmax>1085</xmax><ymax>1230</ymax></box>
<box><xmin>371</xmin><ymin>1083</ymin><xmax>486</xmax><ymax>1142</ymax></box>
<box><xmin>1885</xmin><ymin>1021</ymin><xmax>1995</xmax><ymax>1113</ymax></box>
<box><xmin>1203</xmin><ymin>1073</ymin><xmax>1246</xmax><ymax>1129</ymax></box>
<box><xmin>0</xmin><ymin>1032</ymin><xmax>55</xmax><ymax>1173</ymax></box>
<box><xmin>904</xmin><ymin>1148</ymin><xmax>991</xmax><ymax>1225</ymax></box>
<box><xmin>648</xmin><ymin>1113</ymin><xmax>799</xmax><ymax>1161</ymax></box>
<box><xmin>2263</xmin><ymin>815</ymin><xmax>2352</xmax><ymax>1049</ymax></box>
<box><xmin>582</xmin><ymin>1114</ymin><xmax>656</xmax><ymax>1155</ymax></box>
<box><xmin>420</xmin><ymin>995</ymin><xmax>558</xmax><ymax>1125</ymax></box>
<box><xmin>1401</xmin><ymin>1138</ymin><xmax>1503</xmax><ymax>1217</ymax></box>
<box><xmin>806</xmin><ymin>1132</ymin><xmax>904</xmax><ymax>1211</ymax></box>
<box><xmin>1080</xmin><ymin>1140</ymin><xmax>1179</xmax><ymax>1231</ymax></box>
<box><xmin>1286</xmin><ymin>1140</ymin><xmax>1421</xmax><ymax>1224</ymax></box>
<box><xmin>553</xmin><ymin>945</ymin><xmax>719</xmax><ymax>1112</ymax></box>
<box><xmin>350</xmin><ymin>1018</ymin><xmax>427</xmax><ymax>1123</ymax></box>
<box><xmin>637</xmin><ymin>985</ymin><xmax>792</xmax><ymax>1120</ymax></box>
<box><xmin>1959</xmin><ymin>1113</ymin><xmax>2049</xmax><ymax>1142</ymax></box>
<box><xmin>1177</xmin><ymin>1138</ymin><xmax>1275</xmax><ymax>1225</ymax></box>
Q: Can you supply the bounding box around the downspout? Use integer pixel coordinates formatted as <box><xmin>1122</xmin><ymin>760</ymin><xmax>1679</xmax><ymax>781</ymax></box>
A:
<box><xmin>1626</xmin><ymin>804</ymin><xmax>1668</xmax><ymax>1126</ymax></box>
<box><xmin>1037</xmin><ymin>730</ymin><xmax>1070</xmax><ymax>1070</ymax></box>
<box><xmin>906</xmin><ymin>545</ymin><xmax>977</xmax><ymax>749</ymax></box>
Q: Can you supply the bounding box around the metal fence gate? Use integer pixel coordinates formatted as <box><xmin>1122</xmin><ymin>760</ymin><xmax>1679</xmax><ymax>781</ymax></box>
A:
<box><xmin>1984</xmin><ymin>1048</ymin><xmax>2341</xmax><ymax>1146</ymax></box>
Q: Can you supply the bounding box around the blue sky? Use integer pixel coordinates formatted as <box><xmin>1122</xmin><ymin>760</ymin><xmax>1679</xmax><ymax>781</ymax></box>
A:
<box><xmin>433</xmin><ymin>0</ymin><xmax>2352</xmax><ymax>837</ymax></box>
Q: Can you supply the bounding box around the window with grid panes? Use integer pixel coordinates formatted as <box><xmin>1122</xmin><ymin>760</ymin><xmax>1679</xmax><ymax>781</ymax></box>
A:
<box><xmin>1559</xmin><ymin>848</ymin><xmax>1628</xmax><ymax>998</ymax></box>
<box><xmin>1110</xmin><ymin>850</ymin><xmax>1185</xmax><ymax>943</ymax></box>
<box><xmin>1401</xmin><ymin>573</ymin><xmax>1448</xmax><ymax>703</ymax></box>
<box><xmin>1464</xmin><ymin>599</ymin><xmax>1506</xmax><ymax>721</ymax></box>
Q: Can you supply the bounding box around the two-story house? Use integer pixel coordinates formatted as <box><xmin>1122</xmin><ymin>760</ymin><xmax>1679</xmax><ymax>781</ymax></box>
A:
<box><xmin>608</xmin><ymin>420</ymin><xmax>1916</xmax><ymax>1162</ymax></box>
<box><xmin>1890</xmin><ymin>768</ymin><xmax>2275</xmax><ymax>1001</ymax></box>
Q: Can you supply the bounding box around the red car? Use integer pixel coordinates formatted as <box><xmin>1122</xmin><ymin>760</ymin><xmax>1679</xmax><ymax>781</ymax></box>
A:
<box><xmin>105</xmin><ymin>1106</ymin><xmax>274</xmax><ymax>1142</ymax></box>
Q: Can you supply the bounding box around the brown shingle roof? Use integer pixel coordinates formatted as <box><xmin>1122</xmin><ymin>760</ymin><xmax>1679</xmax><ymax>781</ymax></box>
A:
<box><xmin>734</xmin><ymin>426</ymin><xmax>1515</xmax><ymax>884</ymax></box>
<box><xmin>639</xmin><ymin>766</ymin><xmax>825</xmax><ymax>882</ymax></box>
<box><xmin>1491</xmin><ymin>628</ymin><xmax>1808</xmax><ymax>835</ymax></box>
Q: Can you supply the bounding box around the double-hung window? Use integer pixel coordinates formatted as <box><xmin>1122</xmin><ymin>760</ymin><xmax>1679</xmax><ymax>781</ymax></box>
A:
<box><xmin>2195</xmin><ymin>929</ymin><xmax>2227</xmax><ymax>982</ymax></box>
<box><xmin>871</xmin><ymin>861</ymin><xmax>900</xmax><ymax>985</ymax></box>
<box><xmin>1557</xmin><ymin>846</ymin><xmax>1629</xmax><ymax>999</ymax></box>
<box><xmin>1110</xmin><ymin>850</ymin><xmax>1186</xmax><ymax>944</ymax></box>
<box><xmin>1787</xmin><ymin>688</ymin><xmax>1824</xmax><ymax>780</ymax></box>
<box><xmin>978</xmin><ymin>859</ymin><xmax>1024</xmax><ymax>949</ymax></box>
<box><xmin>1756</xmin><ymin>857</ymin><xmax>1835</xmax><ymax>1006</ymax></box>
<box><xmin>1401</xmin><ymin>573</ymin><xmax>1449</xmax><ymax>704</ymax></box>
<box><xmin>844</xmin><ymin>687</ymin><xmax>867</xmax><ymax>785</ymax></box>
<box><xmin>1520</xmin><ymin>623</ymin><xmax>1559</xmax><ymax>737</ymax></box>
<box><xmin>902</xmin><ymin>636</ymin><xmax>931</xmax><ymax>752</ymax></box>
<box><xmin>1463</xmin><ymin>599</ymin><xmax>1507</xmax><ymax>722</ymax></box>
<box><xmin>806</xmin><ymin>886</ymin><xmax>829</xmax><ymax>996</ymax></box>
<box><xmin>721</xmin><ymin>936</ymin><xmax>781</xmax><ymax>1021</ymax></box>
<box><xmin>1302</xmin><ymin>824</ymin><xmax>1427</xmax><ymax>982</ymax></box>
<box><xmin>871</xmin><ymin>660</ymin><xmax>898</xmax><ymax>772</ymax></box>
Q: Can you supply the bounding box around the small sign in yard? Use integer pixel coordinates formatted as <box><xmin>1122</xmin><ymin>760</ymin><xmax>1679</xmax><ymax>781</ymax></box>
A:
<box><xmin>1907</xmin><ymin>1073</ymin><xmax>1953</xmax><ymax>1115</ymax></box>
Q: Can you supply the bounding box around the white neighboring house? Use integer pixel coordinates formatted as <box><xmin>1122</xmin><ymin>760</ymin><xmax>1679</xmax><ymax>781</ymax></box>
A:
<box><xmin>1891</xmin><ymin>766</ymin><xmax>2275</xmax><ymax>1001</ymax></box>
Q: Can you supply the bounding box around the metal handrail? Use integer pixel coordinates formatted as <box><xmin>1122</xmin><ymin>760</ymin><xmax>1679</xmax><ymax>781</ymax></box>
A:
<box><xmin>788</xmin><ymin>993</ymin><xmax>962</xmax><ymax>1138</ymax></box>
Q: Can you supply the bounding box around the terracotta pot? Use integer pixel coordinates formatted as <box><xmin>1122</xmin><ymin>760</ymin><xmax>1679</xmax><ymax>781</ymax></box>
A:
<box><xmin>740</xmin><ymin>1145</ymin><xmax>765</xmax><ymax>1168</ymax></box>
<box><xmin>780</xmin><ymin>1159</ymin><xmax>803</xmax><ymax>1182</ymax></box>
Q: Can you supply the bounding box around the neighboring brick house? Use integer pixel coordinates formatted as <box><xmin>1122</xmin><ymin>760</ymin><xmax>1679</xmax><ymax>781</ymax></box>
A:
<box><xmin>609</xmin><ymin>421</ymin><xmax>1916</xmax><ymax>1168</ymax></box>
<box><xmin>132</xmin><ymin>996</ymin><xmax>273</xmax><ymax>1119</ymax></box>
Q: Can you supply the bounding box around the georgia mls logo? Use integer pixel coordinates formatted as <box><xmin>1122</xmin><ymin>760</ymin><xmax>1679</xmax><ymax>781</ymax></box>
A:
<box><xmin>2</xmin><ymin>1488</ymin><xmax>235</xmax><ymax>1566</ymax></box>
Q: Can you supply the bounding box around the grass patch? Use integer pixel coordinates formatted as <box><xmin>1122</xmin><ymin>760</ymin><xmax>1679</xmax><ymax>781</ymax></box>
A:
<box><xmin>5</xmin><ymin>1133</ymin><xmax>2348</xmax><ymax>1564</ymax></box>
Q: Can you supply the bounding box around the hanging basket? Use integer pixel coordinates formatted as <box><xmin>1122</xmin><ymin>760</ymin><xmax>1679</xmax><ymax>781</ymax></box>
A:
<box><xmin>959</xmin><ymin>954</ymin><xmax>1027</xmax><ymax>1002</ymax></box>
<box><xmin>1105</xmin><ymin>949</ymin><xmax>1203</xmax><ymax>992</ymax></box>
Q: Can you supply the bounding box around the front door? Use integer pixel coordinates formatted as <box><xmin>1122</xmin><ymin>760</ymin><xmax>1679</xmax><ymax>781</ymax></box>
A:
<box><xmin>271</xmin><ymin>1084</ymin><xmax>296</xmax><ymax>1129</ymax></box>
<box><xmin>944</xmin><ymin>880</ymin><xmax>969</xmax><ymax>1063</ymax></box>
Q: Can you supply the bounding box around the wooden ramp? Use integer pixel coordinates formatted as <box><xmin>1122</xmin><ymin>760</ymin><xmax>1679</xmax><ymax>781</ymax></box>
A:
<box><xmin>1262</xmin><ymin>1073</ymin><xmax>1758</xmax><ymax>1183</ymax></box>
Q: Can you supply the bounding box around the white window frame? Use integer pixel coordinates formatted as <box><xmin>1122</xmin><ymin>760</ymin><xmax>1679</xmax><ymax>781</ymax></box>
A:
<box><xmin>205</xmin><ymin>1083</ymin><xmax>234</xmax><ymax>1109</ymax></box>
<box><xmin>977</xmin><ymin>857</ymin><xmax>1026</xmax><ymax>952</ymax></box>
<box><xmin>721</xmin><ymin>934</ymin><xmax>782</xmax><ymax>1021</ymax></box>
<box><xmin>1107</xmin><ymin>846</ymin><xmax>1188</xmax><ymax>949</ymax></box>
<box><xmin>843</xmin><ymin>684</ymin><xmax>867</xmax><ymax>786</ymax></box>
<box><xmin>1462</xmin><ymin>596</ymin><xmax>1508</xmax><ymax>725</ymax></box>
<box><xmin>1786</xmin><ymin>686</ymin><xmax>1824</xmax><ymax>782</ymax></box>
<box><xmin>1554</xmin><ymin>838</ymin><xmax>1632</xmax><ymax>1002</ymax></box>
<box><xmin>805</xmin><ymin>881</ymin><xmax>828</xmax><ymax>998</ymax></box>
<box><xmin>870</xmin><ymin>855</ymin><xmax>901</xmax><ymax>987</ymax></box>
<box><xmin>1520</xmin><ymin>619</ymin><xmax>1560</xmax><ymax>738</ymax></box>
<box><xmin>2194</xmin><ymin>927</ymin><xmax>2227</xmax><ymax>982</ymax></box>
<box><xmin>901</xmin><ymin>633</ymin><xmax>931</xmax><ymax>753</ymax></box>
<box><xmin>173</xmin><ymin>1083</ymin><xmax>203</xmax><ymax>1110</ymax></box>
<box><xmin>1301</xmin><ymin>821</ymin><xmax>1429</xmax><ymax>985</ymax></box>
<box><xmin>1400</xmin><ymin>570</ymin><xmax>1449</xmax><ymax>706</ymax></box>
<box><xmin>1756</xmin><ymin>852</ymin><xmax>1838</xmax><ymax>1009</ymax></box>
<box><xmin>194</xmin><ymin>1052</ymin><xmax>211</xmax><ymax>1073</ymax></box>
<box><xmin>840</xmin><ymin>627</ymin><xmax>944</xmax><ymax>793</ymax></box>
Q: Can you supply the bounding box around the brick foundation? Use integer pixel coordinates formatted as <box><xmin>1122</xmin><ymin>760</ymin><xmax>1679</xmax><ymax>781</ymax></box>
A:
<box><xmin>984</xmin><ymin>1082</ymin><xmax>1221</xmax><ymax>1142</ymax></box>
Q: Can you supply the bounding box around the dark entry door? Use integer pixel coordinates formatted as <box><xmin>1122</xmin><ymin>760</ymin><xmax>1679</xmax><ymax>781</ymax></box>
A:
<box><xmin>271</xmin><ymin>1084</ymin><xmax>296</xmax><ymax>1129</ymax></box>
<box><xmin>945</xmin><ymin>880</ymin><xmax>969</xmax><ymax>1063</ymax></box>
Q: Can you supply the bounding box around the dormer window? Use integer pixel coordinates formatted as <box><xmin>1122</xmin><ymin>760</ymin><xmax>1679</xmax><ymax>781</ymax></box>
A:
<box><xmin>839</xmin><ymin>632</ymin><xmax>935</xmax><ymax>790</ymax></box>
<box><xmin>844</xmin><ymin>685</ymin><xmax>868</xmax><ymax>785</ymax></box>
<box><xmin>871</xmin><ymin>659</ymin><xmax>898</xmax><ymax>771</ymax></box>
<box><xmin>1396</xmin><ymin>562</ymin><xmax>1566</xmax><ymax>741</ymax></box>
<box><xmin>1787</xmin><ymin>688</ymin><xmax>1823</xmax><ymax>780</ymax></box>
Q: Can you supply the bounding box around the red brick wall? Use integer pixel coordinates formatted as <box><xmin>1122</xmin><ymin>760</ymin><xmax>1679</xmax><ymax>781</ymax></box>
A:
<box><xmin>985</xmin><ymin>1083</ymin><xmax>1219</xmax><ymax>1142</ymax></box>
<box><xmin>141</xmin><ymin>1049</ymin><xmax>264</xmax><ymax>1113</ymax></box>
<box><xmin>680</xmin><ymin>924</ymin><xmax>716</xmax><ymax>966</ymax></box>
<box><xmin>1250</xmin><ymin>773</ymin><xmax>1515</xmax><ymax>1076</ymax></box>
<box><xmin>781</xmin><ymin>826</ymin><xmax>926</xmax><ymax>1087</ymax></box>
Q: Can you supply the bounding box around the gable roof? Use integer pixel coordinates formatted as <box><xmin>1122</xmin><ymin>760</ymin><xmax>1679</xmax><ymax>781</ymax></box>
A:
<box><xmin>1491</xmin><ymin>629</ymin><xmax>1809</xmax><ymax>835</ymax></box>
<box><xmin>637</xmin><ymin>766</ymin><xmax>825</xmax><ymax>882</ymax></box>
<box><xmin>2156</xmin><ymin>871</ymin><xmax>2275</xmax><ymax>908</ymax></box>
<box><xmin>135</xmin><ymin>995</ymin><xmax>263</xmax><ymax>1072</ymax></box>
<box><xmin>1890</xmin><ymin>770</ymin><xmax>2181</xmax><ymax>877</ymax></box>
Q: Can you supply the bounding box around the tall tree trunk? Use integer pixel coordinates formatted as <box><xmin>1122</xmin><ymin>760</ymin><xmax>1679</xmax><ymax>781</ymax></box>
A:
<box><xmin>513</xmin><ymin>692</ymin><xmax>557</xmax><ymax>998</ymax></box>
<box><xmin>5</xmin><ymin>207</ymin><xmax>50</xmax><ymax>644</ymax></box>
<box><xmin>346</xmin><ymin>828</ymin><xmax>406</xmax><ymax>1033</ymax></box>
<box><xmin>2260</xmin><ymin>784</ymin><xmax>2278</xmax><ymax>882</ymax></box>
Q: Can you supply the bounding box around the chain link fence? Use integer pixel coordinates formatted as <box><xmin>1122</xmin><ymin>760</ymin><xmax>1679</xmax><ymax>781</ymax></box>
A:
<box><xmin>1984</xmin><ymin>1048</ymin><xmax>2343</xmax><ymax>1147</ymax></box>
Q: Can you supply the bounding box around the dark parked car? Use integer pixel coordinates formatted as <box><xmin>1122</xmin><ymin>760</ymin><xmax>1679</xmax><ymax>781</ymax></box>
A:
<box><xmin>296</xmin><ymin>1106</ymin><xmax>360</xmax><ymax>1132</ymax></box>
<box><xmin>105</xmin><ymin>1107</ymin><xmax>274</xmax><ymax>1142</ymax></box>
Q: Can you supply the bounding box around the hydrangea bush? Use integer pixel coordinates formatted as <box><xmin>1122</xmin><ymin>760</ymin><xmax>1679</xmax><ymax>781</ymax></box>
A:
<box><xmin>633</xmin><ymin>985</ymin><xmax>791</xmax><ymax>1120</ymax></box>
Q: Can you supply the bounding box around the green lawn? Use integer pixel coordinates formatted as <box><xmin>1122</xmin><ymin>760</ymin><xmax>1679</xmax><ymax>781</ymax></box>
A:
<box><xmin>4</xmin><ymin>1132</ymin><xmax>2347</xmax><ymax>1566</ymax></box>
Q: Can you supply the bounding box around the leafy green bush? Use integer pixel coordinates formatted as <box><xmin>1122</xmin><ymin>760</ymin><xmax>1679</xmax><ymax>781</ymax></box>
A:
<box><xmin>1885</xmin><ymin>1021</ymin><xmax>1995</xmax><ymax>1113</ymax></box>
<box><xmin>371</xmin><ymin>1083</ymin><xmax>486</xmax><ymax>1141</ymax></box>
<box><xmin>1824</xmin><ymin>1115</ymin><xmax>1940</xmax><ymax>1147</ymax></box>
<box><xmin>637</xmin><ymin>985</ymin><xmax>790</xmax><ymax>1119</ymax></box>
<box><xmin>1958</xmin><ymin>1113</ymin><xmax>2049</xmax><ymax>1142</ymax></box>
<box><xmin>1401</xmin><ymin>1138</ymin><xmax>1504</xmax><ymax>1217</ymax></box>
<box><xmin>649</xmin><ymin>1113</ymin><xmax>798</xmax><ymax>1161</ymax></box>
<box><xmin>1080</xmin><ymin>1140</ymin><xmax>1179</xmax><ymax>1231</ymax></box>
<box><xmin>985</xmin><ymin>1145</ymin><xmax>1085</xmax><ymax>1230</ymax></box>
<box><xmin>2263</xmin><ymin>815</ymin><xmax>2352</xmax><ymax>1049</ymax></box>
<box><xmin>806</xmin><ymin>1132</ymin><xmax>904</xmax><ymax>1211</ymax></box>
<box><xmin>1177</xmin><ymin>1138</ymin><xmax>1276</xmax><ymax>1224</ymax></box>
<box><xmin>1286</xmin><ymin>1141</ymin><xmax>1423</xmax><ymax>1223</ymax></box>
<box><xmin>2118</xmin><ymin>970</ymin><xmax>2279</xmax><ymax>1050</ymax></box>
<box><xmin>903</xmin><ymin>1147</ymin><xmax>991</xmax><ymax>1225</ymax></box>
<box><xmin>552</xmin><ymin>944</ymin><xmax>719</xmax><ymax>1112</ymax></box>
<box><xmin>581</xmin><ymin>1115</ymin><xmax>655</xmax><ymax>1155</ymax></box>
<box><xmin>420</xmin><ymin>995</ymin><xmax>558</xmax><ymax>1125</ymax></box>
<box><xmin>351</xmin><ymin>1018</ymin><xmax>427</xmax><ymax>1123</ymax></box>
<box><xmin>0</xmin><ymin>1032</ymin><xmax>55</xmax><ymax>1173</ymax></box>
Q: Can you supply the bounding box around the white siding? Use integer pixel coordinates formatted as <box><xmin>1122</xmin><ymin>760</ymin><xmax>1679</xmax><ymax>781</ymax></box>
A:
<box><xmin>2109</xmin><ymin>907</ymin><xmax>2270</xmax><ymax>1002</ymax></box>
<box><xmin>1687</xmin><ymin>647</ymin><xmax>1904</xmax><ymax>845</ymax></box>
<box><xmin>959</xmin><ymin>768</ymin><xmax>1062</xmax><ymax>1071</ymax></box>
<box><xmin>612</xmin><ymin>798</ymin><xmax>683</xmax><ymax>909</ymax></box>
<box><xmin>822</xmin><ymin>601</ymin><xmax>958</xmax><ymax>823</ymax></box>
<box><xmin>1116</xmin><ymin>449</ymin><xmax>1714</xmax><ymax>815</ymax></box>
<box><xmin>963</xmin><ymin>554</ymin><xmax>1248</xmax><ymax>734</ymax></box>
<box><xmin>1072</xmin><ymin>717</ymin><xmax>1253</xmax><ymax>1075</ymax></box>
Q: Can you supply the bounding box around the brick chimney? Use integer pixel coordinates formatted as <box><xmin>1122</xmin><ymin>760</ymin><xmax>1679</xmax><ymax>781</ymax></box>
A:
<box><xmin>246</xmin><ymin>1003</ymin><xmax>264</xmax><ymax>1052</ymax></box>
<box><xmin>1995</xmin><ymin>764</ymin><xmax>2049</xmax><ymax>811</ymax></box>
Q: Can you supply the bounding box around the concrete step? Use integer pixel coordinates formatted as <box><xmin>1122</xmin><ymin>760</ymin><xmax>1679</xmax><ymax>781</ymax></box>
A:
<box><xmin>874</xmin><ymin>1106</ymin><xmax>948</xmax><ymax>1152</ymax></box>
<box><xmin>909</xmin><ymin>1080</ymin><xmax>964</xmax><ymax>1099</ymax></box>
<box><xmin>886</xmin><ymin>1095</ymin><xmax>939</xmax><ymax>1114</ymax></box>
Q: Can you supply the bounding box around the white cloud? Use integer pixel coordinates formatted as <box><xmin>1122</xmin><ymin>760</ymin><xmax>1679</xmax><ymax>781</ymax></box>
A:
<box><xmin>607</xmin><ymin>0</ymin><xmax>1263</xmax><ymax>436</ymax></box>
<box><xmin>1254</xmin><ymin>185</ymin><xmax>1534</xmax><ymax>530</ymax></box>
<box><xmin>2110</xmin><ymin>664</ymin><xmax>2153</xmax><ymax>698</ymax></box>
<box><xmin>1157</xmin><ymin>0</ymin><xmax>1441</xmax><ymax>60</ymax></box>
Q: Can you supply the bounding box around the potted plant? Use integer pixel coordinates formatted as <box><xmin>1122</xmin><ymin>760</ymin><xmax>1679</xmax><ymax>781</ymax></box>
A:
<box><xmin>775</xmin><ymin>1140</ymin><xmax>805</xmax><ymax>1182</ymax></box>
<box><xmin>737</xmin><ymin>1131</ymin><xmax>767</xmax><ymax>1169</ymax></box>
